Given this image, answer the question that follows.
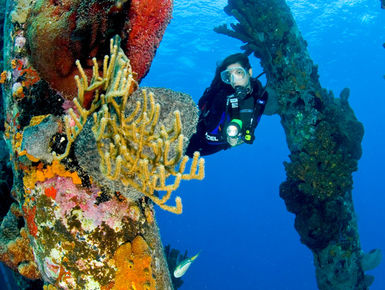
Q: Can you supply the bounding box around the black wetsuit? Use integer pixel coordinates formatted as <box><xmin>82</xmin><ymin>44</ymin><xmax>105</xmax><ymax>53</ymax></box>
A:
<box><xmin>186</xmin><ymin>78</ymin><xmax>268</xmax><ymax>157</ymax></box>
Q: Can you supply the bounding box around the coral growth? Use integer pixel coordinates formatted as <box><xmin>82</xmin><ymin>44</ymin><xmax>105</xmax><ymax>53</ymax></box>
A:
<box><xmin>284</xmin><ymin>118</ymin><xmax>359</xmax><ymax>201</ymax></box>
<box><xmin>1</xmin><ymin>0</ymin><xmax>193</xmax><ymax>287</ymax></box>
<box><xmin>216</xmin><ymin>0</ymin><xmax>369</xmax><ymax>288</ymax></box>
<box><xmin>4</xmin><ymin>35</ymin><xmax>200</xmax><ymax>284</ymax></box>
<box><xmin>113</xmin><ymin>236</ymin><xmax>155</xmax><ymax>290</ymax></box>
<box><xmin>0</xmin><ymin>204</ymin><xmax>40</xmax><ymax>280</ymax></box>
<box><xmin>10</xmin><ymin>0</ymin><xmax>34</xmax><ymax>24</ymax></box>
<box><xmin>2</xmin><ymin>17</ymin><xmax>200</xmax><ymax>289</ymax></box>
<box><xmin>25</xmin><ymin>0</ymin><xmax>172</xmax><ymax>96</ymax></box>
<box><xmin>57</xmin><ymin>36</ymin><xmax>204</xmax><ymax>213</ymax></box>
<box><xmin>7</xmin><ymin>228</ymin><xmax>40</xmax><ymax>279</ymax></box>
<box><xmin>126</xmin><ymin>0</ymin><xmax>173</xmax><ymax>81</ymax></box>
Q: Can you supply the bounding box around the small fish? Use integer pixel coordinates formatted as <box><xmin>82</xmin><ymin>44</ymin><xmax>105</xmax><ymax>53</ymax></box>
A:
<box><xmin>173</xmin><ymin>252</ymin><xmax>200</xmax><ymax>278</ymax></box>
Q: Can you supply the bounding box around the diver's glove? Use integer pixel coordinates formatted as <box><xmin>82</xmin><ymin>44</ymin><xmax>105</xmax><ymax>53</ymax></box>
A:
<box><xmin>227</xmin><ymin>135</ymin><xmax>243</xmax><ymax>147</ymax></box>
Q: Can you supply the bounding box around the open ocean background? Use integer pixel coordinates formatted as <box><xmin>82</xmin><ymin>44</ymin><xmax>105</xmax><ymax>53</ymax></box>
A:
<box><xmin>141</xmin><ymin>1</ymin><xmax>385</xmax><ymax>289</ymax></box>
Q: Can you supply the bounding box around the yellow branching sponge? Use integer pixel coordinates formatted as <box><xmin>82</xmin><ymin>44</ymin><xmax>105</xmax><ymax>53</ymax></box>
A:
<box><xmin>53</xmin><ymin>36</ymin><xmax>135</xmax><ymax>161</ymax></box>
<box><xmin>94</xmin><ymin>89</ymin><xmax>204</xmax><ymax>214</ymax></box>
<box><xmin>56</xmin><ymin>36</ymin><xmax>204</xmax><ymax>214</ymax></box>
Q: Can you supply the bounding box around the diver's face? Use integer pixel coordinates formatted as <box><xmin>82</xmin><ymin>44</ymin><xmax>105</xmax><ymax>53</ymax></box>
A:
<box><xmin>226</xmin><ymin>63</ymin><xmax>252</xmax><ymax>88</ymax></box>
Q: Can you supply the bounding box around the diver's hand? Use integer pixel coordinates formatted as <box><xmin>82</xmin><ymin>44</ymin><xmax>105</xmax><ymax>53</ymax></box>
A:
<box><xmin>227</xmin><ymin>136</ymin><xmax>243</xmax><ymax>147</ymax></box>
<box><xmin>227</xmin><ymin>136</ymin><xmax>238</xmax><ymax>146</ymax></box>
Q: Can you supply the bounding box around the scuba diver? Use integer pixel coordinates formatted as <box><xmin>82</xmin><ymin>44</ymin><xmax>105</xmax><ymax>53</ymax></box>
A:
<box><xmin>185</xmin><ymin>53</ymin><xmax>268</xmax><ymax>157</ymax></box>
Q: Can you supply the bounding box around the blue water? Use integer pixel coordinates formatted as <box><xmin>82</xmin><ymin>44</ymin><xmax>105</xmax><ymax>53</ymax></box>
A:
<box><xmin>142</xmin><ymin>1</ymin><xmax>385</xmax><ymax>289</ymax></box>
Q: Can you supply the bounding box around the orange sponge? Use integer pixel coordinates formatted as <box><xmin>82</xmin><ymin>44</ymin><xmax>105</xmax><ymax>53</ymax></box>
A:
<box><xmin>113</xmin><ymin>236</ymin><xmax>156</xmax><ymax>290</ymax></box>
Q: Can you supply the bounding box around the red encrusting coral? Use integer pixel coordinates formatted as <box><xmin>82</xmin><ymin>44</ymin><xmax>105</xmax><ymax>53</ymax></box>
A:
<box><xmin>44</xmin><ymin>186</ymin><xmax>57</xmax><ymax>200</ymax></box>
<box><xmin>22</xmin><ymin>205</ymin><xmax>38</xmax><ymax>237</ymax></box>
<box><xmin>126</xmin><ymin>0</ymin><xmax>173</xmax><ymax>81</ymax></box>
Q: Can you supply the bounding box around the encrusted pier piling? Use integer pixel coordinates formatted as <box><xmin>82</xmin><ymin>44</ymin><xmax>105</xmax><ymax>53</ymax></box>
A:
<box><xmin>215</xmin><ymin>0</ymin><xmax>376</xmax><ymax>288</ymax></box>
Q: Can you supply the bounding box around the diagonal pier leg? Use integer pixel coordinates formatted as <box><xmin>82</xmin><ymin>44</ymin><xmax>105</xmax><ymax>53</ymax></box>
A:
<box><xmin>215</xmin><ymin>0</ymin><xmax>377</xmax><ymax>288</ymax></box>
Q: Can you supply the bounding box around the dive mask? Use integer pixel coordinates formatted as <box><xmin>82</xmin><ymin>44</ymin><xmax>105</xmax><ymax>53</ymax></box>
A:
<box><xmin>220</xmin><ymin>67</ymin><xmax>247</xmax><ymax>85</ymax></box>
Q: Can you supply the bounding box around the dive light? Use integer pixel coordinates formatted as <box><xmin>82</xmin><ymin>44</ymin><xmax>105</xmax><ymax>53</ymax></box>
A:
<box><xmin>226</xmin><ymin>119</ymin><xmax>242</xmax><ymax>137</ymax></box>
